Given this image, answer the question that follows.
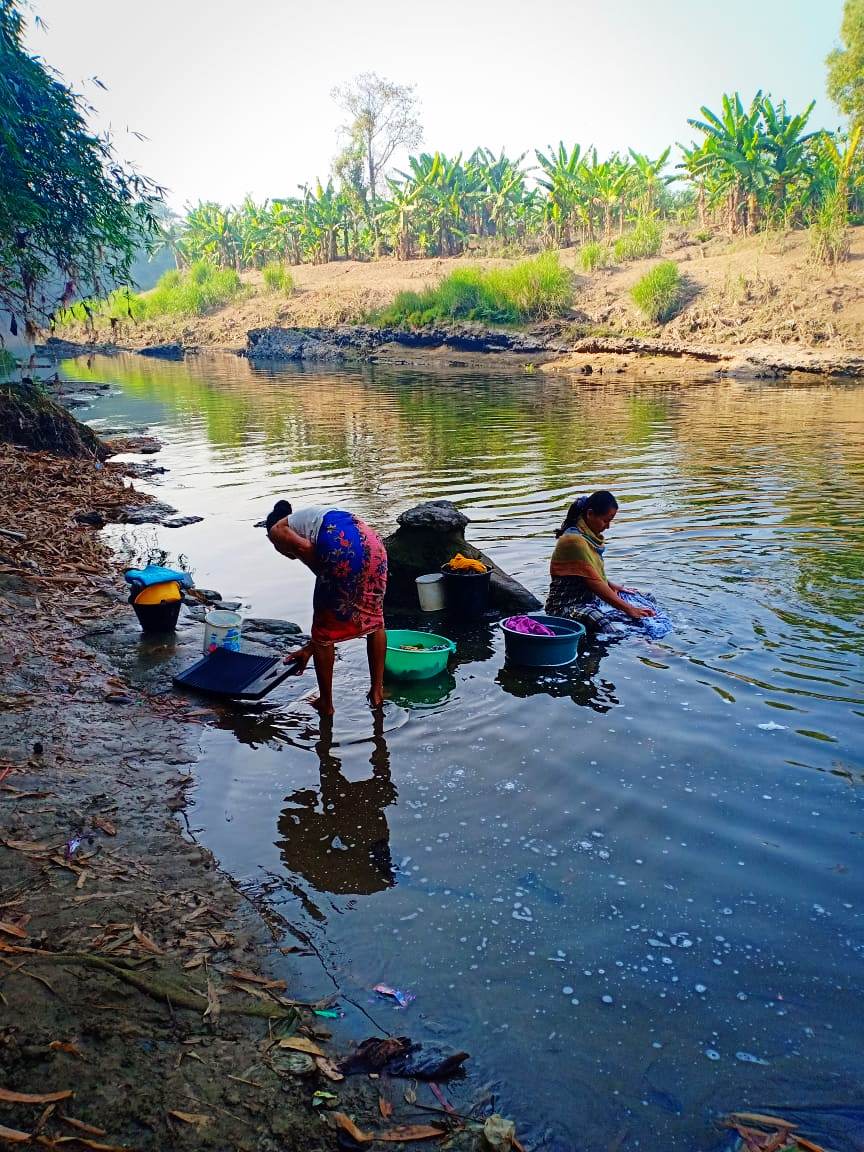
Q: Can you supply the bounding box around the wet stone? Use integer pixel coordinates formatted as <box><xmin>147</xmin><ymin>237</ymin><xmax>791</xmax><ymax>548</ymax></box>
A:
<box><xmin>397</xmin><ymin>499</ymin><xmax>470</xmax><ymax>532</ymax></box>
<box><xmin>188</xmin><ymin>588</ymin><xmax>223</xmax><ymax>604</ymax></box>
<box><xmin>115</xmin><ymin>501</ymin><xmax>177</xmax><ymax>525</ymax></box>
<box><xmin>163</xmin><ymin>515</ymin><xmax>204</xmax><ymax>528</ymax></box>
<box><xmin>243</xmin><ymin>617</ymin><xmax>302</xmax><ymax>636</ymax></box>
<box><xmin>139</xmin><ymin>343</ymin><xmax>185</xmax><ymax>360</ymax></box>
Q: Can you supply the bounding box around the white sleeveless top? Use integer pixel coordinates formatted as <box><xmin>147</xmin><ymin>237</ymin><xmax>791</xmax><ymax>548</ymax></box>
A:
<box><xmin>285</xmin><ymin>506</ymin><xmax>337</xmax><ymax>545</ymax></box>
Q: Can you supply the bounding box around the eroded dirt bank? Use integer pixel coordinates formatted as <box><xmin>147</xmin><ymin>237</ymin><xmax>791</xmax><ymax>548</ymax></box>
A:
<box><xmin>51</xmin><ymin>227</ymin><xmax>864</xmax><ymax>381</ymax></box>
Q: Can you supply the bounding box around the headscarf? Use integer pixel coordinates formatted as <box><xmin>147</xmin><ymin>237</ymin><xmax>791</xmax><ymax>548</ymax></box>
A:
<box><xmin>550</xmin><ymin>512</ymin><xmax>606</xmax><ymax>581</ymax></box>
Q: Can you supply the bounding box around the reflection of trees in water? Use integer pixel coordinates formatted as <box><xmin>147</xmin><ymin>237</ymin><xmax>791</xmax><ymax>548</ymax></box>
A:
<box><xmin>70</xmin><ymin>355</ymin><xmax>864</xmax><ymax>626</ymax></box>
<box><xmin>497</xmin><ymin>636</ymin><xmax>620</xmax><ymax>713</ymax></box>
<box><xmin>276</xmin><ymin>714</ymin><xmax>397</xmax><ymax>898</ymax></box>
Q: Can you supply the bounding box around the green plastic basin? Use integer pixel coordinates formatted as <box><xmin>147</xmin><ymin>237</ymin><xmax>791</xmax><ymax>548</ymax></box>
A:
<box><xmin>384</xmin><ymin>629</ymin><xmax>456</xmax><ymax>681</ymax></box>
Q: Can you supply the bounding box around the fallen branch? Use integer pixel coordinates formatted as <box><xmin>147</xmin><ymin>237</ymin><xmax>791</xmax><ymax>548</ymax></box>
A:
<box><xmin>3</xmin><ymin>947</ymin><xmax>298</xmax><ymax>1020</ymax></box>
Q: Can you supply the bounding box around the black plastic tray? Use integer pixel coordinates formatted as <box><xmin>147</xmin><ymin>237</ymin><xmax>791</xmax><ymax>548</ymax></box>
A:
<box><xmin>173</xmin><ymin>648</ymin><xmax>299</xmax><ymax>700</ymax></box>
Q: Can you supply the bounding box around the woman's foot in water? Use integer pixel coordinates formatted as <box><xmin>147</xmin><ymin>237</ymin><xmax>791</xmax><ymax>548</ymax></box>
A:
<box><xmin>367</xmin><ymin>689</ymin><xmax>385</xmax><ymax>710</ymax></box>
<box><xmin>308</xmin><ymin>694</ymin><xmax>335</xmax><ymax>717</ymax></box>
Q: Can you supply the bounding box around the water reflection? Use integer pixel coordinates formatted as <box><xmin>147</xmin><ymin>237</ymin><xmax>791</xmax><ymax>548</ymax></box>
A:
<box><xmin>69</xmin><ymin>353</ymin><xmax>864</xmax><ymax>1152</ymax></box>
<box><xmin>276</xmin><ymin>713</ymin><xmax>396</xmax><ymax>897</ymax></box>
<box><xmin>497</xmin><ymin>636</ymin><xmax>620</xmax><ymax>712</ymax></box>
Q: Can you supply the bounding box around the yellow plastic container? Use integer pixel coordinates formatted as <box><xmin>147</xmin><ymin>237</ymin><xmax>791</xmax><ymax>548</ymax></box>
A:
<box><xmin>134</xmin><ymin>580</ymin><xmax>182</xmax><ymax>605</ymax></box>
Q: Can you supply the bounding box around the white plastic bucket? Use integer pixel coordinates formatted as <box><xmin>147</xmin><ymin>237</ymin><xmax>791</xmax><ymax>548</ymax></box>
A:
<box><xmin>203</xmin><ymin>610</ymin><xmax>242</xmax><ymax>654</ymax></box>
<box><xmin>416</xmin><ymin>573</ymin><xmax>445</xmax><ymax>612</ymax></box>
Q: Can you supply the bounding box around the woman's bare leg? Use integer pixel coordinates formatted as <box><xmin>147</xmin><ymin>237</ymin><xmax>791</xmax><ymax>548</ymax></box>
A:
<box><xmin>310</xmin><ymin>640</ymin><xmax>335</xmax><ymax>716</ymax></box>
<box><xmin>366</xmin><ymin>627</ymin><xmax>386</xmax><ymax>708</ymax></box>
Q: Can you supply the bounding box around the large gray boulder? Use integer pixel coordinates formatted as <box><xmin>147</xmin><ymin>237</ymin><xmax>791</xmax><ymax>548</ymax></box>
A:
<box><xmin>384</xmin><ymin>500</ymin><xmax>541</xmax><ymax>615</ymax></box>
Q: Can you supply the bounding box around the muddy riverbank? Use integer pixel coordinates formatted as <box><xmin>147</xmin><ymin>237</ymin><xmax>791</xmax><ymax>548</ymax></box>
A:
<box><xmin>0</xmin><ymin>440</ymin><xmax>494</xmax><ymax>1150</ymax></box>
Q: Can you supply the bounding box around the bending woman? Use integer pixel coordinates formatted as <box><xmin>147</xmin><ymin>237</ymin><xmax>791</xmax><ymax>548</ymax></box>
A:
<box><xmin>546</xmin><ymin>491</ymin><xmax>656</xmax><ymax>630</ymax></box>
<box><xmin>265</xmin><ymin>501</ymin><xmax>388</xmax><ymax>715</ymax></box>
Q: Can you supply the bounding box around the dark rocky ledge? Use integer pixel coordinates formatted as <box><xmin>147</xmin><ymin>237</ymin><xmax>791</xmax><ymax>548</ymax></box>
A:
<box><xmin>245</xmin><ymin>324</ymin><xmax>556</xmax><ymax>362</ymax></box>
<box><xmin>383</xmin><ymin>499</ymin><xmax>542</xmax><ymax>615</ymax></box>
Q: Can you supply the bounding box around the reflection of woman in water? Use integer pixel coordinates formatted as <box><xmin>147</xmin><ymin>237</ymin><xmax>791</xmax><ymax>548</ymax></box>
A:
<box><xmin>546</xmin><ymin>491</ymin><xmax>657</xmax><ymax>630</ymax></box>
<box><xmin>265</xmin><ymin>500</ymin><xmax>388</xmax><ymax>716</ymax></box>
<box><xmin>276</xmin><ymin>714</ymin><xmax>397</xmax><ymax>896</ymax></box>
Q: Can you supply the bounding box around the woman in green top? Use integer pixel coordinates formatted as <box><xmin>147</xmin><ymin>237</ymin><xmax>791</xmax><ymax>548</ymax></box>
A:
<box><xmin>546</xmin><ymin>491</ymin><xmax>656</xmax><ymax>629</ymax></box>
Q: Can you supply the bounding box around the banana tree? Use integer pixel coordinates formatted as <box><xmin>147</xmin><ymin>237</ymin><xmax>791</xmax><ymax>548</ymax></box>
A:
<box><xmin>677</xmin><ymin>141</ymin><xmax>712</xmax><ymax>228</ymax></box>
<box><xmin>270</xmin><ymin>198</ymin><xmax>304</xmax><ymax>265</ymax></box>
<box><xmin>300</xmin><ymin>181</ymin><xmax>344</xmax><ymax>264</ymax></box>
<box><xmin>151</xmin><ymin>216</ymin><xmax>188</xmax><ymax>270</ymax></box>
<box><xmin>687</xmin><ymin>92</ymin><xmax>771</xmax><ymax>233</ymax></box>
<box><xmin>183</xmin><ymin>202</ymin><xmax>241</xmax><ymax>267</ymax></box>
<box><xmin>582</xmin><ymin>150</ymin><xmax>632</xmax><ymax>239</ymax></box>
<box><xmin>628</xmin><ymin>147</ymin><xmax>673</xmax><ymax>215</ymax></box>
<box><xmin>759</xmin><ymin>97</ymin><xmax>819</xmax><ymax>222</ymax></box>
<box><xmin>379</xmin><ymin>176</ymin><xmax>423</xmax><ymax>259</ymax></box>
<box><xmin>535</xmin><ymin>143</ymin><xmax>584</xmax><ymax>245</ymax></box>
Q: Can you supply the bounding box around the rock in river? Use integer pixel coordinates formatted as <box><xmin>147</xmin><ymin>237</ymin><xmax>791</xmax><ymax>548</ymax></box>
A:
<box><xmin>139</xmin><ymin>343</ymin><xmax>186</xmax><ymax>360</ymax></box>
<box><xmin>384</xmin><ymin>499</ymin><xmax>541</xmax><ymax>615</ymax></box>
<box><xmin>243</xmin><ymin>617</ymin><xmax>303</xmax><ymax>636</ymax></box>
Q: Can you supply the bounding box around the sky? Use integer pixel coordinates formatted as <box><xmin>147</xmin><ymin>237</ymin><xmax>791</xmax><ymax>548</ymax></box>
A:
<box><xmin>25</xmin><ymin>0</ymin><xmax>847</xmax><ymax>212</ymax></box>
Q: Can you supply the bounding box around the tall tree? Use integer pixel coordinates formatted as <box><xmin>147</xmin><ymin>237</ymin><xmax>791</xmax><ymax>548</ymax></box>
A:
<box><xmin>0</xmin><ymin>0</ymin><xmax>162</xmax><ymax>333</ymax></box>
<box><xmin>331</xmin><ymin>73</ymin><xmax>422</xmax><ymax>236</ymax></box>
<box><xmin>827</xmin><ymin>0</ymin><xmax>864</xmax><ymax>130</ymax></box>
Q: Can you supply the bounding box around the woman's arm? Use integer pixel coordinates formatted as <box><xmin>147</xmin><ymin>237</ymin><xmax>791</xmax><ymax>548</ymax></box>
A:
<box><xmin>583</xmin><ymin>574</ymin><xmax>654</xmax><ymax>619</ymax></box>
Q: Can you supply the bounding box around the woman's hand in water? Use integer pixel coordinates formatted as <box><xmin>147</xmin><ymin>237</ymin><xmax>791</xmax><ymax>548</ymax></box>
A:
<box><xmin>284</xmin><ymin>646</ymin><xmax>312</xmax><ymax>673</ymax></box>
<box><xmin>624</xmin><ymin>602</ymin><xmax>655</xmax><ymax>620</ymax></box>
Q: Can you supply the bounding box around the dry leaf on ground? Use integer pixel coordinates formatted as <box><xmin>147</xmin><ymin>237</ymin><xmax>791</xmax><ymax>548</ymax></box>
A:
<box><xmin>131</xmin><ymin>925</ymin><xmax>163</xmax><ymax>955</ymax></box>
<box><xmin>0</xmin><ymin>921</ymin><xmax>28</xmax><ymax>938</ymax></box>
<box><xmin>0</xmin><ymin>1123</ymin><xmax>31</xmax><ymax>1143</ymax></box>
<box><xmin>0</xmin><ymin>1087</ymin><xmax>73</xmax><ymax>1104</ymax></box>
<box><xmin>314</xmin><ymin>1056</ymin><xmax>344</xmax><ymax>1082</ymax></box>
<box><xmin>168</xmin><ymin>1110</ymin><xmax>211</xmax><ymax>1129</ymax></box>
<box><xmin>59</xmin><ymin>1114</ymin><xmax>107</xmax><ymax>1136</ymax></box>
<box><xmin>278</xmin><ymin>1036</ymin><xmax>325</xmax><ymax>1058</ymax></box>
<box><xmin>374</xmin><ymin>1125</ymin><xmax>449</xmax><ymax>1142</ymax></box>
<box><xmin>49</xmin><ymin>1041</ymin><xmax>85</xmax><ymax>1058</ymax></box>
<box><xmin>332</xmin><ymin>1113</ymin><xmax>372</xmax><ymax>1144</ymax></box>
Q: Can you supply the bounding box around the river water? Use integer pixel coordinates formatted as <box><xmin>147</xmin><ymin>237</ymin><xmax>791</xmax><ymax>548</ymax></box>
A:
<box><xmin>64</xmin><ymin>353</ymin><xmax>863</xmax><ymax>1151</ymax></box>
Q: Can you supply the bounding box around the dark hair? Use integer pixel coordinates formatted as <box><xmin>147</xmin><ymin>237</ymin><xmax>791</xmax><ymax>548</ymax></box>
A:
<box><xmin>555</xmin><ymin>491</ymin><xmax>618</xmax><ymax>538</ymax></box>
<box><xmin>265</xmin><ymin>499</ymin><xmax>293</xmax><ymax>534</ymax></box>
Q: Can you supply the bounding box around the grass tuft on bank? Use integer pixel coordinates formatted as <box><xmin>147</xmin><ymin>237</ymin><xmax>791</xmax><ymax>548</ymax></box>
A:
<box><xmin>59</xmin><ymin>261</ymin><xmax>247</xmax><ymax>329</ymax></box>
<box><xmin>631</xmin><ymin>261</ymin><xmax>683</xmax><ymax>323</ymax></box>
<box><xmin>614</xmin><ymin>217</ymin><xmax>664</xmax><ymax>263</ymax></box>
<box><xmin>374</xmin><ymin>253</ymin><xmax>574</xmax><ymax>326</ymax></box>
<box><xmin>262</xmin><ymin>262</ymin><xmax>295</xmax><ymax>295</ymax></box>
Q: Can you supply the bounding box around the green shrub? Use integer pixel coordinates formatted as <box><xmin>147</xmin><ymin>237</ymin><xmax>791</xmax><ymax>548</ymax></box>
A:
<box><xmin>57</xmin><ymin>261</ymin><xmax>246</xmax><ymax>329</ymax></box>
<box><xmin>630</xmin><ymin>261</ymin><xmax>683</xmax><ymax>323</ymax></box>
<box><xmin>376</xmin><ymin>252</ymin><xmax>573</xmax><ymax>326</ymax></box>
<box><xmin>144</xmin><ymin>260</ymin><xmax>243</xmax><ymax>316</ymax></box>
<box><xmin>0</xmin><ymin>349</ymin><xmax>17</xmax><ymax>377</ymax></box>
<box><xmin>614</xmin><ymin>217</ymin><xmax>664</xmax><ymax>262</ymax></box>
<box><xmin>262</xmin><ymin>262</ymin><xmax>295</xmax><ymax>294</ymax></box>
<box><xmin>580</xmin><ymin>241</ymin><xmax>611</xmax><ymax>271</ymax></box>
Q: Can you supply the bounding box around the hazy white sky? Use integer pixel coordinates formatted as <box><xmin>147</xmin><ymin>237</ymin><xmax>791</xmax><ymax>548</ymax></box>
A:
<box><xmin>26</xmin><ymin>0</ymin><xmax>845</xmax><ymax>211</ymax></box>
